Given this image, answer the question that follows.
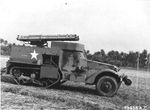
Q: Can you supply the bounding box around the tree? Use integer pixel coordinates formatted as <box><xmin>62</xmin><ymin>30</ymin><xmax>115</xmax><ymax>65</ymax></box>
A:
<box><xmin>120</xmin><ymin>52</ymin><xmax>128</xmax><ymax>66</ymax></box>
<box><xmin>0</xmin><ymin>38</ymin><xmax>4</xmax><ymax>43</ymax></box>
<box><xmin>0</xmin><ymin>39</ymin><xmax>12</xmax><ymax>55</ymax></box>
<box><xmin>92</xmin><ymin>51</ymin><xmax>102</xmax><ymax>61</ymax></box>
<box><xmin>107</xmin><ymin>50</ymin><xmax>120</xmax><ymax>60</ymax></box>
<box><xmin>126</xmin><ymin>51</ymin><xmax>137</xmax><ymax>67</ymax></box>
<box><xmin>100</xmin><ymin>49</ymin><xmax>106</xmax><ymax>58</ymax></box>
<box><xmin>4</xmin><ymin>40</ymin><xmax>8</xmax><ymax>45</ymax></box>
<box><xmin>86</xmin><ymin>50</ymin><xmax>92</xmax><ymax>60</ymax></box>
<box><xmin>140</xmin><ymin>50</ymin><xmax>148</xmax><ymax>67</ymax></box>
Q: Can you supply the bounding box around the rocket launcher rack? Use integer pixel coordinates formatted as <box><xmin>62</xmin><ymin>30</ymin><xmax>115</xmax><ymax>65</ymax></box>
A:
<box><xmin>17</xmin><ymin>34</ymin><xmax>79</xmax><ymax>41</ymax></box>
<box><xmin>17</xmin><ymin>34</ymin><xmax>79</xmax><ymax>47</ymax></box>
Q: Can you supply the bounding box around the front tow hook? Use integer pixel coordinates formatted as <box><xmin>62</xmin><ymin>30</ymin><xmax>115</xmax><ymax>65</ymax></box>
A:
<box><xmin>123</xmin><ymin>76</ymin><xmax>132</xmax><ymax>86</ymax></box>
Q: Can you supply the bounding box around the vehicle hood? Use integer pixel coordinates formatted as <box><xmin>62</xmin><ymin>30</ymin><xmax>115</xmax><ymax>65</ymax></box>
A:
<box><xmin>86</xmin><ymin>59</ymin><xmax>119</xmax><ymax>72</ymax></box>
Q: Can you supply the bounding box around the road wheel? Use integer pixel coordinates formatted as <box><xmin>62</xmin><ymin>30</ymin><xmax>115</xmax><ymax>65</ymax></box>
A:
<box><xmin>10</xmin><ymin>67</ymin><xmax>21</xmax><ymax>78</ymax></box>
<box><xmin>96</xmin><ymin>76</ymin><xmax>118</xmax><ymax>97</ymax></box>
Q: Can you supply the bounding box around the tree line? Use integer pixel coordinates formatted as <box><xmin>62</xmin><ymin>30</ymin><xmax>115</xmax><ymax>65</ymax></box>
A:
<box><xmin>0</xmin><ymin>38</ymin><xmax>149</xmax><ymax>68</ymax></box>
<box><xmin>0</xmin><ymin>38</ymin><xmax>16</xmax><ymax>56</ymax></box>
<box><xmin>86</xmin><ymin>49</ymin><xmax>149</xmax><ymax>68</ymax></box>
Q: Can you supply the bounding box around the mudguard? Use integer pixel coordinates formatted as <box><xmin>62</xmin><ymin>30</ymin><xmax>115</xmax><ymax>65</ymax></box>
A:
<box><xmin>85</xmin><ymin>69</ymin><xmax>119</xmax><ymax>84</ymax></box>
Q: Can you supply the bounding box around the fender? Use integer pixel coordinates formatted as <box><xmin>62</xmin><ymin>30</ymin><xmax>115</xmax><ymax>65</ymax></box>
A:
<box><xmin>85</xmin><ymin>69</ymin><xmax>119</xmax><ymax>84</ymax></box>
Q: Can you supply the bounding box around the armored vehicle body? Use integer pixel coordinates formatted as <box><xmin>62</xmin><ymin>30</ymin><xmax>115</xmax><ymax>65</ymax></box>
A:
<box><xmin>6</xmin><ymin>34</ymin><xmax>132</xmax><ymax>97</ymax></box>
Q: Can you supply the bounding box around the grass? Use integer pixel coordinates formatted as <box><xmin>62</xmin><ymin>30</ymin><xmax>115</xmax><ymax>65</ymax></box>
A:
<box><xmin>1</xmin><ymin>81</ymin><xmax>113</xmax><ymax>110</ymax></box>
<box><xmin>1</xmin><ymin>58</ymin><xmax>150</xmax><ymax>110</ymax></box>
<box><xmin>1</xmin><ymin>68</ymin><xmax>150</xmax><ymax>109</ymax></box>
<box><xmin>1</xmin><ymin>73</ymin><xmax>150</xmax><ymax>110</ymax></box>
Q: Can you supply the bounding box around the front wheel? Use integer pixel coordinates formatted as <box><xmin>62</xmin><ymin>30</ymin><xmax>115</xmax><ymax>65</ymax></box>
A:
<box><xmin>96</xmin><ymin>76</ymin><xmax>118</xmax><ymax>97</ymax></box>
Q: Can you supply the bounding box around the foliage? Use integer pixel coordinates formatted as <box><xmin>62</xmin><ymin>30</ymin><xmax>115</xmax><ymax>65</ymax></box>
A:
<box><xmin>0</xmin><ymin>38</ymin><xmax>16</xmax><ymax>56</ymax></box>
<box><xmin>86</xmin><ymin>49</ymin><xmax>149</xmax><ymax>68</ymax></box>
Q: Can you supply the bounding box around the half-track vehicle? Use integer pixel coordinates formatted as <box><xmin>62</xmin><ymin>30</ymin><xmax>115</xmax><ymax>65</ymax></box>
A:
<box><xmin>6</xmin><ymin>34</ymin><xmax>132</xmax><ymax>97</ymax></box>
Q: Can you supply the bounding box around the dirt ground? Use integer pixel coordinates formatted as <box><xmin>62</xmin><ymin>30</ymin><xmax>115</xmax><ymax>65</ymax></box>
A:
<box><xmin>1</xmin><ymin>56</ymin><xmax>150</xmax><ymax>110</ymax></box>
<box><xmin>1</xmin><ymin>73</ymin><xmax>150</xmax><ymax>110</ymax></box>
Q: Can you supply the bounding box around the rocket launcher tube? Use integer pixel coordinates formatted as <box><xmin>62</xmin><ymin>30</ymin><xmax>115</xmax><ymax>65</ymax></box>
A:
<box><xmin>17</xmin><ymin>34</ymin><xmax>79</xmax><ymax>41</ymax></box>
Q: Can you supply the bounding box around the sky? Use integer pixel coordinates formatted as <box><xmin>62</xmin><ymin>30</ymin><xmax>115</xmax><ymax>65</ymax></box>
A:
<box><xmin>0</xmin><ymin>0</ymin><xmax>150</xmax><ymax>53</ymax></box>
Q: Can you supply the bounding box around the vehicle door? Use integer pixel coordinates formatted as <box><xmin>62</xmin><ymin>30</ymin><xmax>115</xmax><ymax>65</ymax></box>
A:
<box><xmin>61</xmin><ymin>50</ymin><xmax>87</xmax><ymax>82</ymax></box>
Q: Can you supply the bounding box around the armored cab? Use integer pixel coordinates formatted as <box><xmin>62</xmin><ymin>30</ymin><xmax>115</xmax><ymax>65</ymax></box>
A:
<box><xmin>6</xmin><ymin>34</ymin><xmax>132</xmax><ymax>97</ymax></box>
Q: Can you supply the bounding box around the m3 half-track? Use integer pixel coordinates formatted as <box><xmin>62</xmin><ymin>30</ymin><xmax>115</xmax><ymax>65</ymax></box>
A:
<box><xmin>6</xmin><ymin>34</ymin><xmax>132</xmax><ymax>97</ymax></box>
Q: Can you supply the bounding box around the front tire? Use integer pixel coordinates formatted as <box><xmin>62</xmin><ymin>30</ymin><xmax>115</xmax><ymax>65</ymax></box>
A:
<box><xmin>96</xmin><ymin>76</ymin><xmax>118</xmax><ymax>97</ymax></box>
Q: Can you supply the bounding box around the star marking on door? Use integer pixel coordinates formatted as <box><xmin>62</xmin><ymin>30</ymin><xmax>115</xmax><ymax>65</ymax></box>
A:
<box><xmin>30</xmin><ymin>50</ymin><xmax>39</xmax><ymax>60</ymax></box>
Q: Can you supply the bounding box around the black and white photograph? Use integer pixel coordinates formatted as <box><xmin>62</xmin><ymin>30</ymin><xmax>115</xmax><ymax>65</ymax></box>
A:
<box><xmin>0</xmin><ymin>0</ymin><xmax>150</xmax><ymax>110</ymax></box>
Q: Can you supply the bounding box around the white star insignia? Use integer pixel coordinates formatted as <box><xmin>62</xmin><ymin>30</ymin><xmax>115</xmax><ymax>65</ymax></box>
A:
<box><xmin>30</xmin><ymin>50</ymin><xmax>39</xmax><ymax>60</ymax></box>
